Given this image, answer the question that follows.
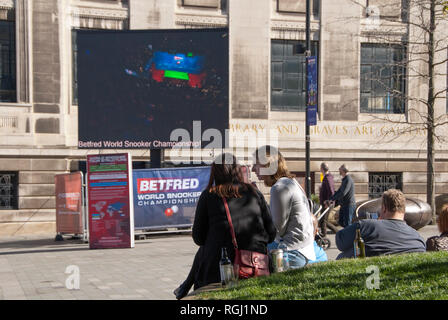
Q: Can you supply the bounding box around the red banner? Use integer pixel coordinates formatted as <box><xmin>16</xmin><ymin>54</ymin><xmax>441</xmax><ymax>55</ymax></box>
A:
<box><xmin>87</xmin><ymin>153</ymin><xmax>134</xmax><ymax>249</ymax></box>
<box><xmin>55</xmin><ymin>172</ymin><xmax>83</xmax><ymax>234</ymax></box>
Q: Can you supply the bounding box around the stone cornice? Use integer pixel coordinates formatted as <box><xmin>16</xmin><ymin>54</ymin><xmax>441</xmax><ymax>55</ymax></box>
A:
<box><xmin>271</xmin><ymin>19</ymin><xmax>319</xmax><ymax>32</ymax></box>
<box><xmin>71</xmin><ymin>6</ymin><xmax>128</xmax><ymax>21</ymax></box>
<box><xmin>175</xmin><ymin>13</ymin><xmax>227</xmax><ymax>27</ymax></box>
<box><xmin>0</xmin><ymin>0</ymin><xmax>14</xmax><ymax>10</ymax></box>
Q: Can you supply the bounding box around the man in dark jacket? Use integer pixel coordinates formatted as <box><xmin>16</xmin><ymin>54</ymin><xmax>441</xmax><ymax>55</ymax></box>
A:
<box><xmin>327</xmin><ymin>164</ymin><xmax>355</xmax><ymax>228</ymax></box>
<box><xmin>336</xmin><ymin>189</ymin><xmax>426</xmax><ymax>259</ymax></box>
<box><xmin>319</xmin><ymin>162</ymin><xmax>334</xmax><ymax>236</ymax></box>
<box><xmin>319</xmin><ymin>162</ymin><xmax>335</xmax><ymax>205</ymax></box>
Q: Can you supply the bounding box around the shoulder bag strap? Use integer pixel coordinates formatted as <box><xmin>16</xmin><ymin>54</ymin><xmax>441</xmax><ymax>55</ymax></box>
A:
<box><xmin>291</xmin><ymin>178</ymin><xmax>311</xmax><ymax>212</ymax></box>
<box><xmin>222</xmin><ymin>197</ymin><xmax>238</xmax><ymax>250</ymax></box>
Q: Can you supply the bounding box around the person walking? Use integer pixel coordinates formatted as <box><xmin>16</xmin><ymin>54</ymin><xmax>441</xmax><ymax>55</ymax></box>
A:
<box><xmin>319</xmin><ymin>162</ymin><xmax>335</xmax><ymax>236</ymax></box>
<box><xmin>252</xmin><ymin>145</ymin><xmax>316</xmax><ymax>268</ymax></box>
<box><xmin>326</xmin><ymin>164</ymin><xmax>356</xmax><ymax>228</ymax></box>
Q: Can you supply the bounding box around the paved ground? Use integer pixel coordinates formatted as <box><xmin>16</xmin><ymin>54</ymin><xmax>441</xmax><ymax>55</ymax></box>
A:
<box><xmin>0</xmin><ymin>225</ymin><xmax>440</xmax><ymax>300</ymax></box>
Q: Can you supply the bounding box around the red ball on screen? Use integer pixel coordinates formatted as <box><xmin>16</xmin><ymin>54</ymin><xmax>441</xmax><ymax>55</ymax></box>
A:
<box><xmin>165</xmin><ymin>208</ymin><xmax>174</xmax><ymax>217</ymax></box>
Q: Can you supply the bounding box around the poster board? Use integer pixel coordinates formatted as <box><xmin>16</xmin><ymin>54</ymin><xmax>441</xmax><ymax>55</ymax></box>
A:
<box><xmin>87</xmin><ymin>153</ymin><xmax>135</xmax><ymax>249</ymax></box>
<box><xmin>55</xmin><ymin>172</ymin><xmax>84</xmax><ymax>235</ymax></box>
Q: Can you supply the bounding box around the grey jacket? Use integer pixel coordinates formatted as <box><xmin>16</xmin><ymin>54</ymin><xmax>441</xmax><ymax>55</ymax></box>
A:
<box><xmin>270</xmin><ymin>177</ymin><xmax>316</xmax><ymax>260</ymax></box>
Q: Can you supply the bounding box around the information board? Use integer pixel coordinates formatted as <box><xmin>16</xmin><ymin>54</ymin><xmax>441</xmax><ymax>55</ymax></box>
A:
<box><xmin>55</xmin><ymin>172</ymin><xmax>84</xmax><ymax>235</ymax></box>
<box><xmin>87</xmin><ymin>153</ymin><xmax>134</xmax><ymax>249</ymax></box>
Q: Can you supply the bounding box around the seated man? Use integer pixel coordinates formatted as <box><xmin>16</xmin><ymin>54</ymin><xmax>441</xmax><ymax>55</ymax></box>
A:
<box><xmin>336</xmin><ymin>189</ymin><xmax>426</xmax><ymax>259</ymax></box>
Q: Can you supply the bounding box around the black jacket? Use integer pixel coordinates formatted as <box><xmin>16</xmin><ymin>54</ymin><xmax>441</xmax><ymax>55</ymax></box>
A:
<box><xmin>192</xmin><ymin>188</ymin><xmax>276</xmax><ymax>289</ymax></box>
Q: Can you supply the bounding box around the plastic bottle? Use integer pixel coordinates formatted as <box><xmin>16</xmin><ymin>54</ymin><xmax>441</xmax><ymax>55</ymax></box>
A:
<box><xmin>219</xmin><ymin>247</ymin><xmax>235</xmax><ymax>286</ymax></box>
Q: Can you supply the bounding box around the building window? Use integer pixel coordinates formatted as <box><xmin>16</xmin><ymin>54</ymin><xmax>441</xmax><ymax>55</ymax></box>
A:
<box><xmin>0</xmin><ymin>172</ymin><xmax>18</xmax><ymax>210</ymax></box>
<box><xmin>182</xmin><ymin>0</ymin><xmax>220</xmax><ymax>8</ymax></box>
<box><xmin>271</xmin><ymin>40</ymin><xmax>318</xmax><ymax>112</ymax></box>
<box><xmin>0</xmin><ymin>20</ymin><xmax>16</xmax><ymax>102</ymax></box>
<box><xmin>277</xmin><ymin>0</ymin><xmax>319</xmax><ymax>17</ymax></box>
<box><xmin>360</xmin><ymin>43</ymin><xmax>406</xmax><ymax>114</ymax></box>
<box><xmin>368</xmin><ymin>172</ymin><xmax>402</xmax><ymax>199</ymax></box>
<box><xmin>72</xmin><ymin>29</ymin><xmax>78</xmax><ymax>105</ymax></box>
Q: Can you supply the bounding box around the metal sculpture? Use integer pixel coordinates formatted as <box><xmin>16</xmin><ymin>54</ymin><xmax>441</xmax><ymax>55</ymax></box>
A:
<box><xmin>355</xmin><ymin>197</ymin><xmax>432</xmax><ymax>230</ymax></box>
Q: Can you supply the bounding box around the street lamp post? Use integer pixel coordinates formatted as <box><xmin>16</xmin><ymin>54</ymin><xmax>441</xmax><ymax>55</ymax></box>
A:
<box><xmin>305</xmin><ymin>0</ymin><xmax>311</xmax><ymax>199</ymax></box>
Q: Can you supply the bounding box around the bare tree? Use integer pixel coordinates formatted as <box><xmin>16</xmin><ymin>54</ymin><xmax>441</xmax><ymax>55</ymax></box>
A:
<box><xmin>347</xmin><ymin>0</ymin><xmax>448</xmax><ymax>223</ymax></box>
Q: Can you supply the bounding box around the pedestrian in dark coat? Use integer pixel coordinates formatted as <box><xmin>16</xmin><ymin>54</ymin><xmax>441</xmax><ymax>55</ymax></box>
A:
<box><xmin>319</xmin><ymin>162</ymin><xmax>335</xmax><ymax>207</ymax></box>
<box><xmin>327</xmin><ymin>164</ymin><xmax>356</xmax><ymax>228</ymax></box>
<box><xmin>318</xmin><ymin>162</ymin><xmax>334</xmax><ymax>236</ymax></box>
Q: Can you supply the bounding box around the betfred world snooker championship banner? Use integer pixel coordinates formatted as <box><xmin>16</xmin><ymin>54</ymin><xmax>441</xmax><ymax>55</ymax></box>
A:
<box><xmin>87</xmin><ymin>153</ymin><xmax>135</xmax><ymax>249</ymax></box>
<box><xmin>133</xmin><ymin>167</ymin><xmax>210</xmax><ymax>229</ymax></box>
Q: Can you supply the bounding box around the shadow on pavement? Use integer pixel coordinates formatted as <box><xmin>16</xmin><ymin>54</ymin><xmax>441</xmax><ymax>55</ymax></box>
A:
<box><xmin>0</xmin><ymin>236</ymin><xmax>88</xmax><ymax>256</ymax></box>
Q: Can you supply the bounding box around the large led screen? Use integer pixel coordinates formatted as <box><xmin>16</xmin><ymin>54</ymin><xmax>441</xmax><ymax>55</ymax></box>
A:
<box><xmin>77</xmin><ymin>28</ymin><xmax>228</xmax><ymax>149</ymax></box>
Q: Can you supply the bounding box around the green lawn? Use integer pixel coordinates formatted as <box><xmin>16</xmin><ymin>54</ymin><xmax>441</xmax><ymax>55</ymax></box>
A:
<box><xmin>198</xmin><ymin>252</ymin><xmax>448</xmax><ymax>300</ymax></box>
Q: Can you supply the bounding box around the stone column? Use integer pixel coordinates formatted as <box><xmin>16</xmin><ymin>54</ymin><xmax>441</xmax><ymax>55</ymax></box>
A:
<box><xmin>229</xmin><ymin>0</ymin><xmax>270</xmax><ymax>119</ymax></box>
<box><xmin>129</xmin><ymin>0</ymin><xmax>175</xmax><ymax>29</ymax></box>
<box><xmin>16</xmin><ymin>0</ymin><xmax>32</xmax><ymax>104</ymax></box>
<box><xmin>32</xmin><ymin>0</ymin><xmax>61</xmax><ymax>135</ymax></box>
<box><xmin>320</xmin><ymin>0</ymin><xmax>361</xmax><ymax>121</ymax></box>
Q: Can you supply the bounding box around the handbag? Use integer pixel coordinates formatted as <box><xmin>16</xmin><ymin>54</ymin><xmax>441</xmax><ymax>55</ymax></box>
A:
<box><xmin>222</xmin><ymin>197</ymin><xmax>270</xmax><ymax>279</ymax></box>
<box><xmin>426</xmin><ymin>234</ymin><xmax>448</xmax><ymax>252</ymax></box>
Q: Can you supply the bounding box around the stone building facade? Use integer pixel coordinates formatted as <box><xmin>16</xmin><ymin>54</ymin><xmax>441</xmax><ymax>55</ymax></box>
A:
<box><xmin>0</xmin><ymin>0</ymin><xmax>447</xmax><ymax>236</ymax></box>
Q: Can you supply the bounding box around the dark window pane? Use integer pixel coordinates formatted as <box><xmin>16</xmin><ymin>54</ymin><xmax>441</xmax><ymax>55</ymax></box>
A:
<box><xmin>285</xmin><ymin>60</ymin><xmax>299</xmax><ymax>73</ymax></box>
<box><xmin>360</xmin><ymin>43</ymin><xmax>406</xmax><ymax>114</ymax></box>
<box><xmin>361</xmin><ymin>65</ymin><xmax>371</xmax><ymax>92</ymax></box>
<box><xmin>286</xmin><ymin>77</ymin><xmax>299</xmax><ymax>90</ymax></box>
<box><xmin>368</xmin><ymin>172</ymin><xmax>403</xmax><ymax>199</ymax></box>
<box><xmin>272</xmin><ymin>41</ymin><xmax>284</xmax><ymax>58</ymax></box>
<box><xmin>360</xmin><ymin>93</ymin><xmax>369</xmax><ymax>111</ymax></box>
<box><xmin>361</xmin><ymin>45</ymin><xmax>373</xmax><ymax>62</ymax></box>
<box><xmin>0</xmin><ymin>20</ymin><xmax>16</xmax><ymax>102</ymax></box>
<box><xmin>0</xmin><ymin>172</ymin><xmax>18</xmax><ymax>210</ymax></box>
<box><xmin>284</xmin><ymin>43</ymin><xmax>294</xmax><ymax>57</ymax></box>
<box><xmin>72</xmin><ymin>29</ymin><xmax>78</xmax><ymax>105</ymax></box>
<box><xmin>284</xmin><ymin>92</ymin><xmax>300</xmax><ymax>107</ymax></box>
<box><xmin>271</xmin><ymin>39</ymin><xmax>318</xmax><ymax>112</ymax></box>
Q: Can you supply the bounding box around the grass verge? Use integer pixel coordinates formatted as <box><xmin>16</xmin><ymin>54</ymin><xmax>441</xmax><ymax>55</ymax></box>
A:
<box><xmin>197</xmin><ymin>252</ymin><xmax>448</xmax><ymax>300</ymax></box>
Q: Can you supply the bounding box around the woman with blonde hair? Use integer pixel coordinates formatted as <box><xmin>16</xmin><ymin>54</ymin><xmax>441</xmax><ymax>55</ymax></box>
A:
<box><xmin>426</xmin><ymin>204</ymin><xmax>448</xmax><ymax>252</ymax></box>
<box><xmin>252</xmin><ymin>145</ymin><xmax>316</xmax><ymax>268</ymax></box>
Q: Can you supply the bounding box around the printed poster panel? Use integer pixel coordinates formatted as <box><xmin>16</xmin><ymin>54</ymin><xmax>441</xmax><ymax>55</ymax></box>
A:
<box><xmin>87</xmin><ymin>153</ymin><xmax>135</xmax><ymax>249</ymax></box>
<box><xmin>55</xmin><ymin>172</ymin><xmax>83</xmax><ymax>234</ymax></box>
<box><xmin>307</xmin><ymin>56</ymin><xmax>318</xmax><ymax>126</ymax></box>
<box><xmin>133</xmin><ymin>167</ymin><xmax>210</xmax><ymax>229</ymax></box>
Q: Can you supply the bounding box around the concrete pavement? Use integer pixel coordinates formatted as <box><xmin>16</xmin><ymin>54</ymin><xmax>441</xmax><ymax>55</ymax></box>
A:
<box><xmin>0</xmin><ymin>224</ymin><xmax>440</xmax><ymax>300</ymax></box>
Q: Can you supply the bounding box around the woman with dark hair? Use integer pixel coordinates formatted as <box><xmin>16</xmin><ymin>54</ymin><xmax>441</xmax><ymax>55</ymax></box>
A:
<box><xmin>174</xmin><ymin>153</ymin><xmax>276</xmax><ymax>297</ymax></box>
<box><xmin>426</xmin><ymin>204</ymin><xmax>448</xmax><ymax>252</ymax></box>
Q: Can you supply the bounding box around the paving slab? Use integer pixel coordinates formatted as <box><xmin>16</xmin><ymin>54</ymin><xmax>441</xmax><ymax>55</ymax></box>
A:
<box><xmin>0</xmin><ymin>225</ymin><xmax>440</xmax><ymax>300</ymax></box>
